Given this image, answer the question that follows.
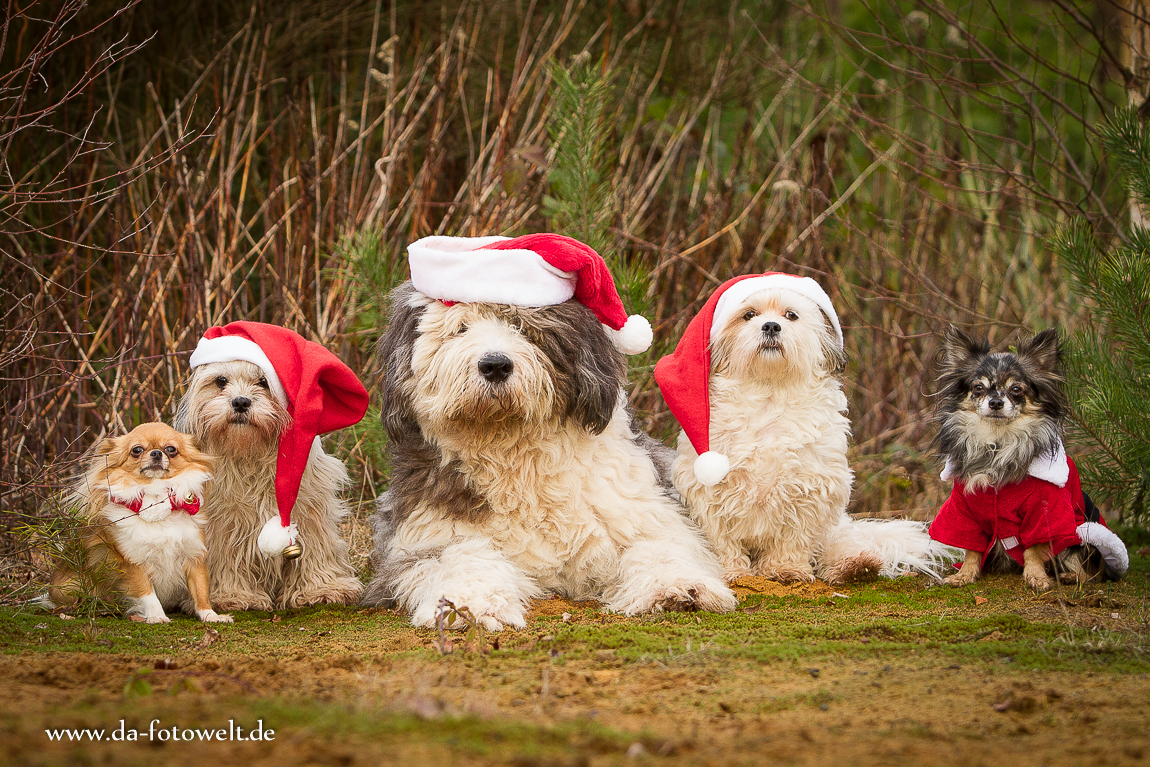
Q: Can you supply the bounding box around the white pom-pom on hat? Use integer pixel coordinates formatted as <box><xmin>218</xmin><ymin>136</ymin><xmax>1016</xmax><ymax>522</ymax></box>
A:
<box><xmin>257</xmin><ymin>516</ymin><xmax>299</xmax><ymax>557</ymax></box>
<box><xmin>612</xmin><ymin>314</ymin><xmax>653</xmax><ymax>355</ymax></box>
<box><xmin>694</xmin><ymin>451</ymin><xmax>731</xmax><ymax>486</ymax></box>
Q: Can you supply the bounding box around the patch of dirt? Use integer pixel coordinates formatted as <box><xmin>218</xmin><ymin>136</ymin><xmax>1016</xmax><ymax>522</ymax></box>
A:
<box><xmin>728</xmin><ymin>575</ymin><xmax>838</xmax><ymax>599</ymax></box>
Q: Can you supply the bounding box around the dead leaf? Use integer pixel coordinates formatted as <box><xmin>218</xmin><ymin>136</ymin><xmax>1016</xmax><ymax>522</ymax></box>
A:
<box><xmin>992</xmin><ymin>700</ymin><xmax>1012</xmax><ymax>712</ymax></box>
<box><xmin>980</xmin><ymin>630</ymin><xmax>1005</xmax><ymax>642</ymax></box>
<box><xmin>1136</xmin><ymin>546</ymin><xmax>1149</xmax><ymax>557</ymax></box>
<box><xmin>58</xmin><ymin>613</ymin><xmax>74</xmax><ymax>621</ymax></box>
<box><xmin>195</xmin><ymin>628</ymin><xmax>220</xmax><ymax>649</ymax></box>
<box><xmin>127</xmin><ymin>614</ymin><xmax>146</xmax><ymax>623</ymax></box>
<box><xmin>974</xmin><ymin>596</ymin><xmax>989</xmax><ymax>606</ymax></box>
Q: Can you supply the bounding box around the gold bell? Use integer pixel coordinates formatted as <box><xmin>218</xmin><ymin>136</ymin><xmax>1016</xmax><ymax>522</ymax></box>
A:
<box><xmin>282</xmin><ymin>543</ymin><xmax>303</xmax><ymax>560</ymax></box>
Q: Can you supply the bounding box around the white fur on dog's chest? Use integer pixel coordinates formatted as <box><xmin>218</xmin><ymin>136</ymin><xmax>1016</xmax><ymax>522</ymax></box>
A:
<box><xmin>420</xmin><ymin>411</ymin><xmax>659</xmax><ymax>589</ymax></box>
<box><xmin>710</xmin><ymin>379</ymin><xmax>849</xmax><ymax>460</ymax></box>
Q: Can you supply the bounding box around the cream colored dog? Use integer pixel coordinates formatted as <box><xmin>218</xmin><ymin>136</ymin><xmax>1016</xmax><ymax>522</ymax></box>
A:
<box><xmin>657</xmin><ymin>274</ymin><xmax>952</xmax><ymax>585</ymax></box>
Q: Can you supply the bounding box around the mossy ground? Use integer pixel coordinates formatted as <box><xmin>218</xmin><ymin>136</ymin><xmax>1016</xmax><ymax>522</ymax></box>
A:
<box><xmin>3</xmin><ymin>555</ymin><xmax>1149</xmax><ymax>766</ymax></box>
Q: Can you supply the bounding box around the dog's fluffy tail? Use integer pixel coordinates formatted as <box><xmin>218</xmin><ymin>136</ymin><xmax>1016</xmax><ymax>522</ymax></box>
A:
<box><xmin>816</xmin><ymin>516</ymin><xmax>959</xmax><ymax>584</ymax></box>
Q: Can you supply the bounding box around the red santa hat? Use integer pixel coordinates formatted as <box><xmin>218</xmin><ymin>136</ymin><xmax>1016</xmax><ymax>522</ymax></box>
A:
<box><xmin>654</xmin><ymin>273</ymin><xmax>842</xmax><ymax>486</ymax></box>
<box><xmin>407</xmin><ymin>233</ymin><xmax>652</xmax><ymax>354</ymax></box>
<box><xmin>189</xmin><ymin>321</ymin><xmax>369</xmax><ymax>557</ymax></box>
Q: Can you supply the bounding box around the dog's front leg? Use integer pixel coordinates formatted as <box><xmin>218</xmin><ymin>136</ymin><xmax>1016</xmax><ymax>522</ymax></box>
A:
<box><xmin>943</xmin><ymin>549</ymin><xmax>982</xmax><ymax>586</ymax></box>
<box><xmin>606</xmin><ymin>536</ymin><xmax>737</xmax><ymax>615</ymax></box>
<box><xmin>390</xmin><ymin>538</ymin><xmax>540</xmax><ymax>632</ymax></box>
<box><xmin>1022</xmin><ymin>542</ymin><xmax>1053</xmax><ymax>591</ymax></box>
<box><xmin>122</xmin><ymin>560</ymin><xmax>169</xmax><ymax>624</ymax></box>
<box><xmin>185</xmin><ymin>557</ymin><xmax>234</xmax><ymax>623</ymax></box>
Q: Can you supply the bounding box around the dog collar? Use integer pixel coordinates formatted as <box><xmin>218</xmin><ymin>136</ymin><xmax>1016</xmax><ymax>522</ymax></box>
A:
<box><xmin>109</xmin><ymin>490</ymin><xmax>201</xmax><ymax>516</ymax></box>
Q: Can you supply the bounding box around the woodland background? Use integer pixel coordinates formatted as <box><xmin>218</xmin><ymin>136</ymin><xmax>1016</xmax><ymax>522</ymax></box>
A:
<box><xmin>3</xmin><ymin>0</ymin><xmax>1145</xmax><ymax>587</ymax></box>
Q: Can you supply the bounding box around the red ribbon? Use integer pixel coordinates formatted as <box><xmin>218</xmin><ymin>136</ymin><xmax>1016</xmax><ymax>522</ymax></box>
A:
<box><xmin>110</xmin><ymin>490</ymin><xmax>201</xmax><ymax>516</ymax></box>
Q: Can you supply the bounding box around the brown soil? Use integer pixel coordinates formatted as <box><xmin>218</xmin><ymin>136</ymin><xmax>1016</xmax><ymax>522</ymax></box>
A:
<box><xmin>4</xmin><ymin>582</ymin><xmax>1150</xmax><ymax>767</ymax></box>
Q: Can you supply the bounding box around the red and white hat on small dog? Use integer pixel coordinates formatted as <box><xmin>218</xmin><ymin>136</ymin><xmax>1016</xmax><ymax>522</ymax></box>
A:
<box><xmin>654</xmin><ymin>273</ymin><xmax>842</xmax><ymax>486</ymax></box>
<box><xmin>189</xmin><ymin>321</ymin><xmax>369</xmax><ymax>558</ymax></box>
<box><xmin>406</xmin><ymin>233</ymin><xmax>652</xmax><ymax>354</ymax></box>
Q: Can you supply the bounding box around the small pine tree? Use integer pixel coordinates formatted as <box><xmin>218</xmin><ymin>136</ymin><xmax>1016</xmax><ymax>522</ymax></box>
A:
<box><xmin>545</xmin><ymin>54</ymin><xmax>650</xmax><ymax>327</ymax></box>
<box><xmin>1053</xmin><ymin>106</ymin><xmax>1150</xmax><ymax>525</ymax></box>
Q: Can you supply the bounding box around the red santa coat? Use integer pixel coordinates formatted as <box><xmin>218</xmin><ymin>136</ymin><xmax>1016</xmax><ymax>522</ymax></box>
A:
<box><xmin>929</xmin><ymin>457</ymin><xmax>1092</xmax><ymax>566</ymax></box>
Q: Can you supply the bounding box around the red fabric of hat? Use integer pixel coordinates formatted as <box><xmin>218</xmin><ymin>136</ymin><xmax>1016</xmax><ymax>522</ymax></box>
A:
<box><xmin>191</xmin><ymin>321</ymin><xmax>369</xmax><ymax>555</ymax></box>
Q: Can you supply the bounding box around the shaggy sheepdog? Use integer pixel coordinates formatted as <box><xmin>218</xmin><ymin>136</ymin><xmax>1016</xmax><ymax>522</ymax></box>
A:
<box><xmin>656</xmin><ymin>274</ymin><xmax>952</xmax><ymax>585</ymax></box>
<box><xmin>362</xmin><ymin>281</ymin><xmax>737</xmax><ymax>630</ymax></box>
<box><xmin>175</xmin><ymin>323</ymin><xmax>367</xmax><ymax>610</ymax></box>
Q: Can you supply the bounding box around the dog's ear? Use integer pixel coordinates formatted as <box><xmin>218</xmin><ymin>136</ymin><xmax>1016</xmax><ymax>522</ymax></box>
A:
<box><xmin>940</xmin><ymin>325</ymin><xmax>989</xmax><ymax>374</ymax></box>
<box><xmin>819</xmin><ymin>309</ymin><xmax>847</xmax><ymax>376</ymax></box>
<box><xmin>1016</xmin><ymin>328</ymin><xmax>1061</xmax><ymax>372</ymax></box>
<box><xmin>528</xmin><ymin>302</ymin><xmax>626</xmax><ymax>435</ymax></box>
<box><xmin>376</xmin><ymin>282</ymin><xmax>429</xmax><ymax>442</ymax></box>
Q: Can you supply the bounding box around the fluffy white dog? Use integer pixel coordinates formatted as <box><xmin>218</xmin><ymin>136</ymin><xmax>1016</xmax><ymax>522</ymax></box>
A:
<box><xmin>362</xmin><ymin>234</ymin><xmax>736</xmax><ymax>630</ymax></box>
<box><xmin>656</xmin><ymin>274</ymin><xmax>952</xmax><ymax>585</ymax></box>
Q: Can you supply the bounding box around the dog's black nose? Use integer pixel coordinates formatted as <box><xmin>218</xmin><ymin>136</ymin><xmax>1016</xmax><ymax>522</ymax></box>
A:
<box><xmin>478</xmin><ymin>353</ymin><xmax>514</xmax><ymax>383</ymax></box>
<box><xmin>762</xmin><ymin>321</ymin><xmax>782</xmax><ymax>335</ymax></box>
<box><xmin>988</xmin><ymin>397</ymin><xmax>1004</xmax><ymax>411</ymax></box>
<box><xmin>231</xmin><ymin>396</ymin><xmax>252</xmax><ymax>413</ymax></box>
<box><xmin>149</xmin><ymin>449</ymin><xmax>164</xmax><ymax>460</ymax></box>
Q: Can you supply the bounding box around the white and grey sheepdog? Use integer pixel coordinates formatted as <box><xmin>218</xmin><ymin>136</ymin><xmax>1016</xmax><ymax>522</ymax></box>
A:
<box><xmin>362</xmin><ymin>282</ymin><xmax>737</xmax><ymax>630</ymax></box>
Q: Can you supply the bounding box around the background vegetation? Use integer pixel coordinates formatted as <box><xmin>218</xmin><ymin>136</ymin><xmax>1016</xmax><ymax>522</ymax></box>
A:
<box><xmin>2</xmin><ymin>0</ymin><xmax>1141</xmax><ymax>593</ymax></box>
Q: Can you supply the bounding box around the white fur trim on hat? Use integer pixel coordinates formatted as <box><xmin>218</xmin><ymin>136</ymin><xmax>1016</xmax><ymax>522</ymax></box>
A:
<box><xmin>408</xmin><ymin>235</ymin><xmax>577</xmax><ymax>307</ymax></box>
<box><xmin>711</xmin><ymin>274</ymin><xmax>843</xmax><ymax>348</ymax></box>
<box><xmin>1076</xmin><ymin>521</ymin><xmax>1129</xmax><ymax>576</ymax></box>
<box><xmin>257</xmin><ymin>516</ymin><xmax>298</xmax><ymax>557</ymax></box>
<box><xmin>189</xmin><ymin>335</ymin><xmax>289</xmax><ymax>406</ymax></box>
<box><xmin>694</xmin><ymin>451</ymin><xmax>731</xmax><ymax>486</ymax></box>
<box><xmin>611</xmin><ymin>315</ymin><xmax>653</xmax><ymax>355</ymax></box>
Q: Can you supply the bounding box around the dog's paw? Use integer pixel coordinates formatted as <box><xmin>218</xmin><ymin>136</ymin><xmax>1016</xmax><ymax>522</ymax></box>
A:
<box><xmin>143</xmin><ymin>614</ymin><xmax>171</xmax><ymax>624</ymax></box>
<box><xmin>213</xmin><ymin>592</ymin><xmax>275</xmax><ymax>612</ymax></box>
<box><xmin>755</xmin><ymin>563</ymin><xmax>816</xmax><ymax>584</ymax></box>
<box><xmin>1024</xmin><ymin>569</ymin><xmax>1053</xmax><ymax>592</ymax></box>
<box><xmin>286</xmin><ymin>579</ymin><xmax>364</xmax><ymax>608</ymax></box>
<box><xmin>943</xmin><ymin>570</ymin><xmax>978</xmax><ymax>587</ymax></box>
<box><xmin>722</xmin><ymin>566</ymin><xmax>755</xmax><ymax>584</ymax></box>
<box><xmin>199</xmin><ymin>610</ymin><xmax>234</xmax><ymax>623</ymax></box>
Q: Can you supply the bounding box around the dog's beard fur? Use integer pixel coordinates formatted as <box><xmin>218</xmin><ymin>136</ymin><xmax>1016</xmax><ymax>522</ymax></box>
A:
<box><xmin>176</xmin><ymin>360</ymin><xmax>292</xmax><ymax>458</ymax></box>
<box><xmin>173</xmin><ymin>359</ymin><xmax>362</xmax><ymax>610</ymax></box>
<box><xmin>710</xmin><ymin>289</ymin><xmax>846</xmax><ymax>386</ymax></box>
<box><xmin>385</xmin><ymin>288</ymin><xmax>624</xmax><ymax>449</ymax></box>
<box><xmin>933</xmin><ymin>327</ymin><xmax>1066</xmax><ymax>492</ymax></box>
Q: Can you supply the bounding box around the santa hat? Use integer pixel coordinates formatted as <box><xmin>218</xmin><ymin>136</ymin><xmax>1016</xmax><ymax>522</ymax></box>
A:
<box><xmin>654</xmin><ymin>273</ymin><xmax>842</xmax><ymax>486</ymax></box>
<box><xmin>189</xmin><ymin>321</ymin><xmax>369</xmax><ymax>557</ymax></box>
<box><xmin>406</xmin><ymin>233</ymin><xmax>652</xmax><ymax>354</ymax></box>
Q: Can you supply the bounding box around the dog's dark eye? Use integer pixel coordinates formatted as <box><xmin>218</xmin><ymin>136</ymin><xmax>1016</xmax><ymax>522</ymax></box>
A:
<box><xmin>214</xmin><ymin>376</ymin><xmax>228</xmax><ymax>389</ymax></box>
<box><xmin>1009</xmin><ymin>384</ymin><xmax>1024</xmax><ymax>396</ymax></box>
<box><xmin>257</xmin><ymin>377</ymin><xmax>269</xmax><ymax>389</ymax></box>
<box><xmin>454</xmin><ymin>322</ymin><xmax>469</xmax><ymax>336</ymax></box>
<box><xmin>163</xmin><ymin>445</ymin><xmax>179</xmax><ymax>457</ymax></box>
<box><xmin>742</xmin><ymin>310</ymin><xmax>758</xmax><ymax>321</ymax></box>
<box><xmin>130</xmin><ymin>445</ymin><xmax>145</xmax><ymax>458</ymax></box>
<box><xmin>971</xmin><ymin>382</ymin><xmax>986</xmax><ymax>395</ymax></box>
<box><xmin>784</xmin><ymin>310</ymin><xmax>799</xmax><ymax>321</ymax></box>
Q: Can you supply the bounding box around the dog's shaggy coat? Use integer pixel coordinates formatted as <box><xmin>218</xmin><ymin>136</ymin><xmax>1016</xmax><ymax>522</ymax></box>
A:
<box><xmin>674</xmin><ymin>287</ymin><xmax>951</xmax><ymax>584</ymax></box>
<box><xmin>174</xmin><ymin>360</ymin><xmax>363</xmax><ymax>610</ymax></box>
<box><xmin>363</xmin><ymin>283</ymin><xmax>736</xmax><ymax>630</ymax></box>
